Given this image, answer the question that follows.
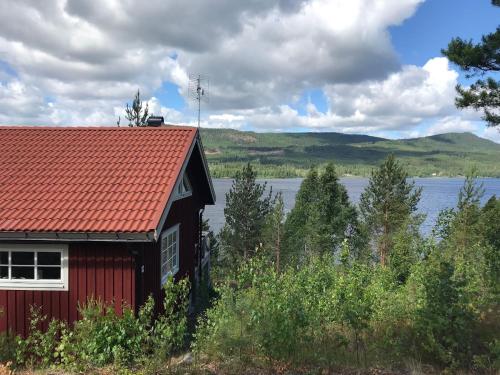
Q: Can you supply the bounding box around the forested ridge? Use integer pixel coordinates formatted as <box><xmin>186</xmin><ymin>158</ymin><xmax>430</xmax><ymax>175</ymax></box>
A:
<box><xmin>200</xmin><ymin>128</ymin><xmax>500</xmax><ymax>178</ymax></box>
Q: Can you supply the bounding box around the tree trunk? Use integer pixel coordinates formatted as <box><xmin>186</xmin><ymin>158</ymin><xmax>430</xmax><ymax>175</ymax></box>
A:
<box><xmin>380</xmin><ymin>207</ymin><xmax>389</xmax><ymax>266</ymax></box>
<box><xmin>276</xmin><ymin>224</ymin><xmax>281</xmax><ymax>273</ymax></box>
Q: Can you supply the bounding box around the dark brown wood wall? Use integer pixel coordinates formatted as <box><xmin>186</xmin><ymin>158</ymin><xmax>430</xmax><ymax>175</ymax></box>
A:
<box><xmin>0</xmin><ymin>242</ymin><xmax>135</xmax><ymax>337</ymax></box>
<box><xmin>139</xmin><ymin>195</ymin><xmax>200</xmax><ymax>311</ymax></box>
<box><xmin>138</xmin><ymin>151</ymin><xmax>205</xmax><ymax>311</ymax></box>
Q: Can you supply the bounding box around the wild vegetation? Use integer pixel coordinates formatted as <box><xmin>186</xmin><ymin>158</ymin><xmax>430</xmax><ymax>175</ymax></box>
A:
<box><xmin>0</xmin><ymin>277</ymin><xmax>190</xmax><ymax>373</ymax></box>
<box><xmin>201</xmin><ymin>128</ymin><xmax>500</xmax><ymax>178</ymax></box>
<box><xmin>197</xmin><ymin>159</ymin><xmax>499</xmax><ymax>373</ymax></box>
<box><xmin>1</xmin><ymin>158</ymin><xmax>498</xmax><ymax>374</ymax></box>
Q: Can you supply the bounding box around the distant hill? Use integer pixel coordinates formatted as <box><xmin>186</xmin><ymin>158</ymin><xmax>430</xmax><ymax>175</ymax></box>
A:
<box><xmin>199</xmin><ymin>128</ymin><xmax>500</xmax><ymax>178</ymax></box>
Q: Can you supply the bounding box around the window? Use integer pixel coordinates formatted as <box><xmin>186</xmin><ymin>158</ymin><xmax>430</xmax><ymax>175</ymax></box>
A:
<box><xmin>161</xmin><ymin>224</ymin><xmax>180</xmax><ymax>284</ymax></box>
<box><xmin>175</xmin><ymin>173</ymin><xmax>192</xmax><ymax>200</ymax></box>
<box><xmin>0</xmin><ymin>244</ymin><xmax>68</xmax><ymax>290</ymax></box>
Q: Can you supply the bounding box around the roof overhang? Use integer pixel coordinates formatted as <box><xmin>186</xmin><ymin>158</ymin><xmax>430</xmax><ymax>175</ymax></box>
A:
<box><xmin>0</xmin><ymin>231</ymin><xmax>155</xmax><ymax>242</ymax></box>
<box><xmin>153</xmin><ymin>130</ymin><xmax>216</xmax><ymax>241</ymax></box>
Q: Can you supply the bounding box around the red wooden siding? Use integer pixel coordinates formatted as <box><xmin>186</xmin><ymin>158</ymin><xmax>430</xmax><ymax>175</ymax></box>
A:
<box><xmin>0</xmin><ymin>243</ymin><xmax>135</xmax><ymax>337</ymax></box>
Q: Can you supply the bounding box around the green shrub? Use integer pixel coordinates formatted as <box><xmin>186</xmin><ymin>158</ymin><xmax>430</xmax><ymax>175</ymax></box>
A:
<box><xmin>412</xmin><ymin>256</ymin><xmax>476</xmax><ymax>369</ymax></box>
<box><xmin>0</xmin><ymin>331</ymin><xmax>16</xmax><ymax>364</ymax></box>
<box><xmin>14</xmin><ymin>306</ymin><xmax>65</xmax><ymax>368</ymax></box>
<box><xmin>54</xmin><ymin>298</ymin><xmax>154</xmax><ymax>369</ymax></box>
<box><xmin>7</xmin><ymin>276</ymin><xmax>191</xmax><ymax>371</ymax></box>
<box><xmin>151</xmin><ymin>276</ymin><xmax>190</xmax><ymax>359</ymax></box>
<box><xmin>194</xmin><ymin>255</ymin><xmax>379</xmax><ymax>369</ymax></box>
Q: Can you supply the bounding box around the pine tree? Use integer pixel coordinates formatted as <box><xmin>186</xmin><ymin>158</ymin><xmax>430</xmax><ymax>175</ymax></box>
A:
<box><xmin>359</xmin><ymin>155</ymin><xmax>422</xmax><ymax>266</ymax></box>
<box><xmin>263</xmin><ymin>192</ymin><xmax>285</xmax><ymax>272</ymax></box>
<box><xmin>441</xmin><ymin>1</ymin><xmax>499</xmax><ymax>127</ymax></box>
<box><xmin>317</xmin><ymin>163</ymin><xmax>360</xmax><ymax>254</ymax></box>
<box><xmin>283</xmin><ymin>167</ymin><xmax>321</xmax><ymax>261</ymax></box>
<box><xmin>125</xmin><ymin>90</ymin><xmax>149</xmax><ymax>127</ymax></box>
<box><xmin>220</xmin><ymin>163</ymin><xmax>273</xmax><ymax>263</ymax></box>
<box><xmin>447</xmin><ymin>173</ymin><xmax>485</xmax><ymax>260</ymax></box>
<box><xmin>481</xmin><ymin>195</ymin><xmax>500</xmax><ymax>250</ymax></box>
<box><xmin>284</xmin><ymin>163</ymin><xmax>360</xmax><ymax>261</ymax></box>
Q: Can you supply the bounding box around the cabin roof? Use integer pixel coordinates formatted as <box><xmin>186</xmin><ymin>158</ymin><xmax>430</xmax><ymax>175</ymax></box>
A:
<box><xmin>0</xmin><ymin>126</ymin><xmax>214</xmax><ymax>238</ymax></box>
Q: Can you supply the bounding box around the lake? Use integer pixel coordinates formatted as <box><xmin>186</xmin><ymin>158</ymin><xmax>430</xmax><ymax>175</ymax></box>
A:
<box><xmin>204</xmin><ymin>177</ymin><xmax>500</xmax><ymax>235</ymax></box>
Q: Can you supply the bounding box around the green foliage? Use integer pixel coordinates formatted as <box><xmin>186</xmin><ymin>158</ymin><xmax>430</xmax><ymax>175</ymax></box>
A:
<box><xmin>442</xmin><ymin>0</ymin><xmax>499</xmax><ymax>127</ymax></box>
<box><xmin>195</xmin><ymin>165</ymin><xmax>499</xmax><ymax>373</ymax></box>
<box><xmin>413</xmin><ymin>257</ymin><xmax>476</xmax><ymax>368</ymax></box>
<box><xmin>284</xmin><ymin>163</ymin><xmax>362</xmax><ymax>264</ymax></box>
<box><xmin>152</xmin><ymin>276</ymin><xmax>190</xmax><ymax>358</ymax></box>
<box><xmin>359</xmin><ymin>154</ymin><xmax>422</xmax><ymax>265</ymax></box>
<box><xmin>389</xmin><ymin>218</ymin><xmax>424</xmax><ymax>284</ymax></box>
<box><xmin>283</xmin><ymin>166</ymin><xmax>320</xmax><ymax>263</ymax></box>
<box><xmin>0</xmin><ymin>308</ymin><xmax>16</xmax><ymax>363</ymax></box>
<box><xmin>202</xmin><ymin>128</ymin><xmax>500</xmax><ymax>178</ymax></box>
<box><xmin>55</xmin><ymin>299</ymin><xmax>154</xmax><ymax>369</ymax></box>
<box><xmin>220</xmin><ymin>163</ymin><xmax>274</xmax><ymax>263</ymax></box>
<box><xmin>14</xmin><ymin>306</ymin><xmax>65</xmax><ymax>368</ymax></box>
<box><xmin>480</xmin><ymin>196</ymin><xmax>500</xmax><ymax>289</ymax></box>
<box><xmin>262</xmin><ymin>192</ymin><xmax>285</xmax><ymax>272</ymax></box>
<box><xmin>10</xmin><ymin>277</ymin><xmax>191</xmax><ymax>371</ymax></box>
<box><xmin>125</xmin><ymin>89</ymin><xmax>149</xmax><ymax>127</ymax></box>
<box><xmin>0</xmin><ymin>332</ymin><xmax>16</xmax><ymax>364</ymax></box>
<box><xmin>481</xmin><ymin>195</ymin><xmax>500</xmax><ymax>249</ymax></box>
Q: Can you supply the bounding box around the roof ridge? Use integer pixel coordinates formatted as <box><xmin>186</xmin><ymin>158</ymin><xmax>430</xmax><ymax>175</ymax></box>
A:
<box><xmin>0</xmin><ymin>125</ymin><xmax>197</xmax><ymax>131</ymax></box>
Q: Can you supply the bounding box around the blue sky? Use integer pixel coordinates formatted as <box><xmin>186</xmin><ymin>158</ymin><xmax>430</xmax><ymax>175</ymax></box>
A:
<box><xmin>391</xmin><ymin>0</ymin><xmax>498</xmax><ymax>68</ymax></box>
<box><xmin>0</xmin><ymin>0</ymin><xmax>498</xmax><ymax>142</ymax></box>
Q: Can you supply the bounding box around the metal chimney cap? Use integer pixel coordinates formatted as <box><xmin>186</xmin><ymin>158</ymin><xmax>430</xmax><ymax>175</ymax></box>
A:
<box><xmin>146</xmin><ymin>116</ymin><xmax>164</xmax><ymax>127</ymax></box>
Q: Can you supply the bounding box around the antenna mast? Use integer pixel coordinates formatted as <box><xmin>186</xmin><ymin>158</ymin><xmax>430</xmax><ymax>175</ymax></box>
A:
<box><xmin>188</xmin><ymin>74</ymin><xmax>209</xmax><ymax>128</ymax></box>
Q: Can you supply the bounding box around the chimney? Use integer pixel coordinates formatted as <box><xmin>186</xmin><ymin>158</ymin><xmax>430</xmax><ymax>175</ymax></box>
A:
<box><xmin>146</xmin><ymin>116</ymin><xmax>164</xmax><ymax>127</ymax></box>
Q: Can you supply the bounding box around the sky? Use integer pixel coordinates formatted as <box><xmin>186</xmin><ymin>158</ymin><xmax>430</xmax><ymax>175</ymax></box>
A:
<box><xmin>0</xmin><ymin>0</ymin><xmax>498</xmax><ymax>142</ymax></box>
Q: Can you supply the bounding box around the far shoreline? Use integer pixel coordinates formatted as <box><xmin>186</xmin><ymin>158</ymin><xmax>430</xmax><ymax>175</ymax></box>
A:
<box><xmin>211</xmin><ymin>175</ymin><xmax>500</xmax><ymax>180</ymax></box>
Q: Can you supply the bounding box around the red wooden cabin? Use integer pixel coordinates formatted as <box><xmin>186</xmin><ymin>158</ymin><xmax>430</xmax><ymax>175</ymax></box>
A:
<box><xmin>0</xmin><ymin>124</ymin><xmax>215</xmax><ymax>336</ymax></box>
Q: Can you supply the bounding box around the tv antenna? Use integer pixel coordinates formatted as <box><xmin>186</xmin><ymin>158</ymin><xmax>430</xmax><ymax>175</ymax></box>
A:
<box><xmin>188</xmin><ymin>74</ymin><xmax>209</xmax><ymax>128</ymax></box>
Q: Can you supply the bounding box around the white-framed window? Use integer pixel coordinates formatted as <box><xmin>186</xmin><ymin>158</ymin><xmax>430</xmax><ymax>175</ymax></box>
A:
<box><xmin>161</xmin><ymin>224</ymin><xmax>180</xmax><ymax>284</ymax></box>
<box><xmin>174</xmin><ymin>173</ymin><xmax>192</xmax><ymax>200</ymax></box>
<box><xmin>0</xmin><ymin>244</ymin><xmax>69</xmax><ymax>291</ymax></box>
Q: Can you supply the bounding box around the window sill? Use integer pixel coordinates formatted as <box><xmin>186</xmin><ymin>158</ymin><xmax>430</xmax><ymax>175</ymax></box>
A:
<box><xmin>0</xmin><ymin>280</ymin><xmax>68</xmax><ymax>291</ymax></box>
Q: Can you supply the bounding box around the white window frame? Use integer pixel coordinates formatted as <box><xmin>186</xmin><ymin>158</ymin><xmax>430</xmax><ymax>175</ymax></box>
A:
<box><xmin>160</xmin><ymin>224</ymin><xmax>180</xmax><ymax>285</ymax></box>
<box><xmin>174</xmin><ymin>173</ymin><xmax>192</xmax><ymax>201</ymax></box>
<box><xmin>0</xmin><ymin>244</ymin><xmax>69</xmax><ymax>291</ymax></box>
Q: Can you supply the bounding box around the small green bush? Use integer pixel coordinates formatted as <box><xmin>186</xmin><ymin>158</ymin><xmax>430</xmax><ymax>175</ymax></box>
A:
<box><xmin>0</xmin><ymin>331</ymin><xmax>16</xmax><ymax>364</ymax></box>
<box><xmin>55</xmin><ymin>298</ymin><xmax>154</xmax><ymax>369</ymax></box>
<box><xmin>14</xmin><ymin>306</ymin><xmax>65</xmax><ymax>368</ymax></box>
<box><xmin>9</xmin><ymin>276</ymin><xmax>191</xmax><ymax>371</ymax></box>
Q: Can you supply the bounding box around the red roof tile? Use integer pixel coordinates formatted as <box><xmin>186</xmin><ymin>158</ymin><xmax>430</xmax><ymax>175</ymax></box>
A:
<box><xmin>0</xmin><ymin>126</ymin><xmax>198</xmax><ymax>233</ymax></box>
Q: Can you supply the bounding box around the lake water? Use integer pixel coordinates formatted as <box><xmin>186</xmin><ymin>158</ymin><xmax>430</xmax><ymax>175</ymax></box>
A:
<box><xmin>204</xmin><ymin>178</ymin><xmax>500</xmax><ymax>236</ymax></box>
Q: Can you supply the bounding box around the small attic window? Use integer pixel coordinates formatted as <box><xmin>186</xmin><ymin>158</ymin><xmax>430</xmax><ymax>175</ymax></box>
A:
<box><xmin>175</xmin><ymin>173</ymin><xmax>192</xmax><ymax>200</ymax></box>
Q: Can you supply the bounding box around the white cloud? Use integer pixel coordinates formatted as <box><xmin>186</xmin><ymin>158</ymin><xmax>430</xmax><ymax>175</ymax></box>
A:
<box><xmin>0</xmin><ymin>0</ymin><xmax>423</xmax><ymax>122</ymax></box>
<box><xmin>482</xmin><ymin>127</ymin><xmax>500</xmax><ymax>143</ymax></box>
<box><xmin>206</xmin><ymin>57</ymin><xmax>473</xmax><ymax>136</ymax></box>
<box><xmin>0</xmin><ymin>0</ymin><xmax>496</xmax><ymax>144</ymax></box>
<box><xmin>425</xmin><ymin>116</ymin><xmax>476</xmax><ymax>136</ymax></box>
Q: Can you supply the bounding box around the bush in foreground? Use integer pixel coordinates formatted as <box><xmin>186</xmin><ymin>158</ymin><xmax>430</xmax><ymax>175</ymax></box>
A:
<box><xmin>3</xmin><ymin>276</ymin><xmax>189</xmax><ymax>372</ymax></box>
<box><xmin>193</xmin><ymin>250</ymin><xmax>498</xmax><ymax>373</ymax></box>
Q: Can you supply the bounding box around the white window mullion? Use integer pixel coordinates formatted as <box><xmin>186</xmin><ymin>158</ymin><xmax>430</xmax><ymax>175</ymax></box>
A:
<box><xmin>8</xmin><ymin>251</ymin><xmax>11</xmax><ymax>281</ymax></box>
<box><xmin>160</xmin><ymin>224</ymin><xmax>180</xmax><ymax>285</ymax></box>
<box><xmin>34</xmin><ymin>251</ymin><xmax>38</xmax><ymax>281</ymax></box>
